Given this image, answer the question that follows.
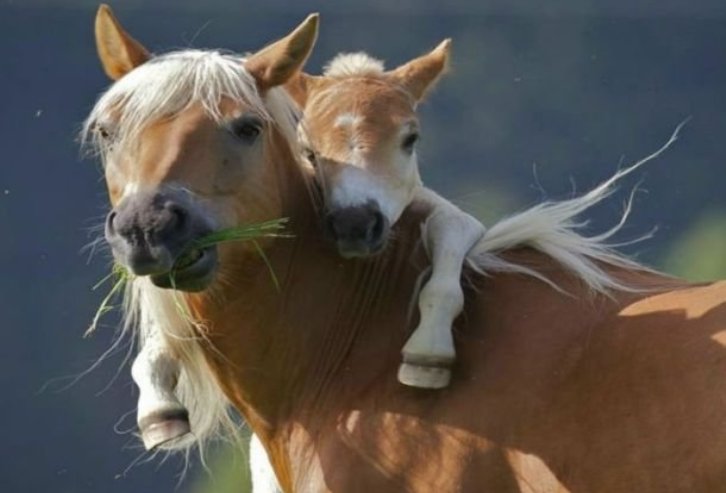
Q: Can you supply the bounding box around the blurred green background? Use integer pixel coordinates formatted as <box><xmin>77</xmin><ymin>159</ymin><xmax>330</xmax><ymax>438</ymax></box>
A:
<box><xmin>1</xmin><ymin>1</ymin><xmax>724</xmax><ymax>492</ymax></box>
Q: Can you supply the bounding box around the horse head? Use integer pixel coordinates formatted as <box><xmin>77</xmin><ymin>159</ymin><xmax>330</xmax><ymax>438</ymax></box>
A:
<box><xmin>88</xmin><ymin>5</ymin><xmax>318</xmax><ymax>291</ymax></box>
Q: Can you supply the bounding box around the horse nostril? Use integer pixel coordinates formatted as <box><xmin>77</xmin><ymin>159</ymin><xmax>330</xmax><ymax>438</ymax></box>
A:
<box><xmin>106</xmin><ymin>210</ymin><xmax>118</xmax><ymax>236</ymax></box>
<box><xmin>157</xmin><ymin>202</ymin><xmax>189</xmax><ymax>239</ymax></box>
<box><xmin>167</xmin><ymin>203</ymin><xmax>187</xmax><ymax>232</ymax></box>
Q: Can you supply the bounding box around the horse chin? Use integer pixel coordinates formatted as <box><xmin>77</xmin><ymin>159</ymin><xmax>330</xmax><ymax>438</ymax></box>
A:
<box><xmin>150</xmin><ymin>247</ymin><xmax>219</xmax><ymax>292</ymax></box>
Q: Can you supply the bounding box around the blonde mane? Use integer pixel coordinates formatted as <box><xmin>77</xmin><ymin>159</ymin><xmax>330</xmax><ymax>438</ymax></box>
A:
<box><xmin>84</xmin><ymin>46</ymin><xmax>683</xmax><ymax>458</ymax></box>
<box><xmin>323</xmin><ymin>52</ymin><xmax>386</xmax><ymax>78</ymax></box>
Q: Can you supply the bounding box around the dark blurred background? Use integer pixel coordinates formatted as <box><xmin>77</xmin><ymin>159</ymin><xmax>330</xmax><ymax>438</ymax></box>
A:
<box><xmin>1</xmin><ymin>1</ymin><xmax>725</xmax><ymax>492</ymax></box>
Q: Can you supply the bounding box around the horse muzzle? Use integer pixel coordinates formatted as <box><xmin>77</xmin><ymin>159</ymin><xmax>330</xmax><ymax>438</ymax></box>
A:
<box><xmin>324</xmin><ymin>202</ymin><xmax>390</xmax><ymax>258</ymax></box>
<box><xmin>105</xmin><ymin>188</ymin><xmax>218</xmax><ymax>291</ymax></box>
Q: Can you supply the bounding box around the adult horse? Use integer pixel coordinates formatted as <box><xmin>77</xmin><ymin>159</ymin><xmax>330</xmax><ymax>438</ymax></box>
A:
<box><xmin>85</xmin><ymin>6</ymin><xmax>726</xmax><ymax>492</ymax></box>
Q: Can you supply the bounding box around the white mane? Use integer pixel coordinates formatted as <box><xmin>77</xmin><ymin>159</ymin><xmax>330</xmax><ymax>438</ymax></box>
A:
<box><xmin>323</xmin><ymin>52</ymin><xmax>386</xmax><ymax>78</ymax></box>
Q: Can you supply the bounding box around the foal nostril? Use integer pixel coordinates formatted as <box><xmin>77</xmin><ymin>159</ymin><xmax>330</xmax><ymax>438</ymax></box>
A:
<box><xmin>325</xmin><ymin>206</ymin><xmax>389</xmax><ymax>257</ymax></box>
<box><xmin>367</xmin><ymin>210</ymin><xmax>385</xmax><ymax>243</ymax></box>
<box><xmin>325</xmin><ymin>207</ymin><xmax>387</xmax><ymax>245</ymax></box>
<box><xmin>325</xmin><ymin>212</ymin><xmax>340</xmax><ymax>238</ymax></box>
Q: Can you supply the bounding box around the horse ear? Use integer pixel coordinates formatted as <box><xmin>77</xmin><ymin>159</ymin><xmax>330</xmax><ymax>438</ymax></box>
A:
<box><xmin>95</xmin><ymin>4</ymin><xmax>150</xmax><ymax>80</ymax></box>
<box><xmin>246</xmin><ymin>14</ymin><xmax>319</xmax><ymax>92</ymax></box>
<box><xmin>284</xmin><ymin>72</ymin><xmax>324</xmax><ymax>107</ymax></box>
<box><xmin>387</xmin><ymin>39</ymin><xmax>452</xmax><ymax>102</ymax></box>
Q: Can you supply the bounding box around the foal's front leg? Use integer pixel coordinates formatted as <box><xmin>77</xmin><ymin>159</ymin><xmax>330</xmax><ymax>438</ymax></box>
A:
<box><xmin>398</xmin><ymin>198</ymin><xmax>485</xmax><ymax>389</ymax></box>
<box><xmin>131</xmin><ymin>325</ymin><xmax>191</xmax><ymax>450</ymax></box>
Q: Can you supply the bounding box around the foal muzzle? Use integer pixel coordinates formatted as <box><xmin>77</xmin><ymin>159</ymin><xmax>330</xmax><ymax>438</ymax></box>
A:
<box><xmin>105</xmin><ymin>188</ymin><xmax>217</xmax><ymax>291</ymax></box>
<box><xmin>325</xmin><ymin>202</ymin><xmax>390</xmax><ymax>258</ymax></box>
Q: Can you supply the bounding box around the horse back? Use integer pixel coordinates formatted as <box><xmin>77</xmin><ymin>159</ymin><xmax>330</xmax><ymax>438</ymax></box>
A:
<box><xmin>306</xmin><ymin>257</ymin><xmax>726</xmax><ymax>492</ymax></box>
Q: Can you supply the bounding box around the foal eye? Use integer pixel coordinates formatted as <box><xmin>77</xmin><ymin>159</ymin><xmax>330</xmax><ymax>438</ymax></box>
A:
<box><xmin>229</xmin><ymin>116</ymin><xmax>263</xmax><ymax>142</ymax></box>
<box><xmin>302</xmin><ymin>147</ymin><xmax>318</xmax><ymax>166</ymax></box>
<box><xmin>402</xmin><ymin>132</ymin><xmax>419</xmax><ymax>153</ymax></box>
<box><xmin>95</xmin><ymin>124</ymin><xmax>112</xmax><ymax>140</ymax></box>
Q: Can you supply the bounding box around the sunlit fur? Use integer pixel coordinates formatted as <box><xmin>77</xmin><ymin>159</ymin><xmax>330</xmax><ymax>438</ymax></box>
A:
<box><xmin>84</xmin><ymin>47</ymin><xmax>678</xmax><ymax>455</ymax></box>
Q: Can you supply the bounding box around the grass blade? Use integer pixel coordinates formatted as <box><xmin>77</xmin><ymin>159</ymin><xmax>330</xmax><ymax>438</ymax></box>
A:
<box><xmin>88</xmin><ymin>217</ymin><xmax>291</xmax><ymax>334</ymax></box>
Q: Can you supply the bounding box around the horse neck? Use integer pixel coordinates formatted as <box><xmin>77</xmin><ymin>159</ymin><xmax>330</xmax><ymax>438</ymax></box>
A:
<box><xmin>187</xmin><ymin>137</ymin><xmax>432</xmax><ymax>431</ymax></box>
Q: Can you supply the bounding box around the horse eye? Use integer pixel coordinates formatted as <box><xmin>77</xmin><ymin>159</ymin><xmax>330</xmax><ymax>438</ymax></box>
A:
<box><xmin>230</xmin><ymin>117</ymin><xmax>263</xmax><ymax>142</ymax></box>
<box><xmin>402</xmin><ymin>132</ymin><xmax>419</xmax><ymax>153</ymax></box>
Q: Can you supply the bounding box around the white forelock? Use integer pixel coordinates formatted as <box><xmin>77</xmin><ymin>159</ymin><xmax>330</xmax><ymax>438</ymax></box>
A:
<box><xmin>323</xmin><ymin>52</ymin><xmax>386</xmax><ymax>78</ymax></box>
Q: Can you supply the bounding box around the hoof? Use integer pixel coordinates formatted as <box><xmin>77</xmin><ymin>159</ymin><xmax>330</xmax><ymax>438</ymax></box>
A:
<box><xmin>139</xmin><ymin>409</ymin><xmax>191</xmax><ymax>450</ymax></box>
<box><xmin>398</xmin><ymin>362</ymin><xmax>451</xmax><ymax>389</ymax></box>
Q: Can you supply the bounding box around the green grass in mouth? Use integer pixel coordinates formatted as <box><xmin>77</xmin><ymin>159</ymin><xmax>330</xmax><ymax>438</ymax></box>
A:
<box><xmin>86</xmin><ymin>218</ymin><xmax>291</xmax><ymax>336</ymax></box>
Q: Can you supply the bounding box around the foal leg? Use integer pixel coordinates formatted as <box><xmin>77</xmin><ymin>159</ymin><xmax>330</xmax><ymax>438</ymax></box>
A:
<box><xmin>398</xmin><ymin>203</ymin><xmax>485</xmax><ymax>389</ymax></box>
<box><xmin>131</xmin><ymin>326</ymin><xmax>191</xmax><ymax>450</ymax></box>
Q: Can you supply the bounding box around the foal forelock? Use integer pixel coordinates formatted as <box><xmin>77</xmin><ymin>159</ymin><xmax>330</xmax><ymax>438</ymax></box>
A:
<box><xmin>323</xmin><ymin>52</ymin><xmax>385</xmax><ymax>78</ymax></box>
<box><xmin>81</xmin><ymin>49</ymin><xmax>300</xmax><ymax>160</ymax></box>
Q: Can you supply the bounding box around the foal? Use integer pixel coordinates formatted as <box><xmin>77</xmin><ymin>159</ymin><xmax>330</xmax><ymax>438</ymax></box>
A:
<box><xmin>288</xmin><ymin>44</ymin><xmax>485</xmax><ymax>390</ymax></box>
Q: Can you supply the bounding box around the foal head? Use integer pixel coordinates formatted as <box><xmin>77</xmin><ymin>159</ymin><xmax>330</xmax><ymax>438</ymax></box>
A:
<box><xmin>288</xmin><ymin>41</ymin><xmax>450</xmax><ymax>257</ymax></box>
<box><xmin>85</xmin><ymin>5</ymin><xmax>317</xmax><ymax>291</ymax></box>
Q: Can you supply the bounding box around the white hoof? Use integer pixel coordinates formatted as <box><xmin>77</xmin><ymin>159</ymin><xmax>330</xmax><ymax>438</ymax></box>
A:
<box><xmin>397</xmin><ymin>363</ymin><xmax>451</xmax><ymax>389</ymax></box>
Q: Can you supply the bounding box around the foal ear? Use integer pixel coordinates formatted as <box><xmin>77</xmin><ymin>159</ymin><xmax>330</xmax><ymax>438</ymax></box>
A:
<box><xmin>387</xmin><ymin>39</ymin><xmax>452</xmax><ymax>102</ymax></box>
<box><xmin>246</xmin><ymin>14</ymin><xmax>319</xmax><ymax>92</ymax></box>
<box><xmin>95</xmin><ymin>4</ymin><xmax>150</xmax><ymax>80</ymax></box>
<box><xmin>283</xmin><ymin>72</ymin><xmax>324</xmax><ymax>107</ymax></box>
